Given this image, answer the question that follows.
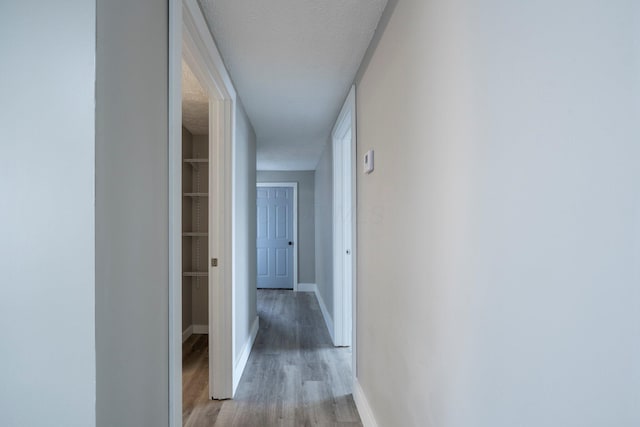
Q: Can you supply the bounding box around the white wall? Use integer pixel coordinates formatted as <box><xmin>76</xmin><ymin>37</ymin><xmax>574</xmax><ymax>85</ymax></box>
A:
<box><xmin>356</xmin><ymin>0</ymin><xmax>640</xmax><ymax>426</ymax></box>
<box><xmin>95</xmin><ymin>0</ymin><xmax>169</xmax><ymax>425</ymax></box>
<box><xmin>257</xmin><ymin>170</ymin><xmax>316</xmax><ymax>284</ymax></box>
<box><xmin>233</xmin><ymin>99</ymin><xmax>258</xmax><ymax>369</ymax></box>
<box><xmin>314</xmin><ymin>141</ymin><xmax>334</xmax><ymax>319</ymax></box>
<box><xmin>0</xmin><ymin>2</ymin><xmax>96</xmax><ymax>426</ymax></box>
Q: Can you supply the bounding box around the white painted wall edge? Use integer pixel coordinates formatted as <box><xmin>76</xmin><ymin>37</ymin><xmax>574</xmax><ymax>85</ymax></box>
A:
<box><xmin>168</xmin><ymin>0</ymin><xmax>183</xmax><ymax>425</ymax></box>
<box><xmin>353</xmin><ymin>378</ymin><xmax>379</xmax><ymax>427</ymax></box>
<box><xmin>233</xmin><ymin>316</ymin><xmax>259</xmax><ymax>394</ymax></box>
<box><xmin>297</xmin><ymin>283</ymin><xmax>316</xmax><ymax>292</ymax></box>
<box><xmin>311</xmin><ymin>284</ymin><xmax>334</xmax><ymax>342</ymax></box>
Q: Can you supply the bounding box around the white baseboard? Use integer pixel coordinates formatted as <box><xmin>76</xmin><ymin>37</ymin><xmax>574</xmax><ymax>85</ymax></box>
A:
<box><xmin>297</xmin><ymin>283</ymin><xmax>316</xmax><ymax>292</ymax></box>
<box><xmin>182</xmin><ymin>324</ymin><xmax>211</xmax><ymax>343</ymax></box>
<box><xmin>192</xmin><ymin>324</ymin><xmax>208</xmax><ymax>335</ymax></box>
<box><xmin>182</xmin><ymin>325</ymin><xmax>193</xmax><ymax>343</ymax></box>
<box><xmin>353</xmin><ymin>378</ymin><xmax>379</xmax><ymax>427</ymax></box>
<box><xmin>233</xmin><ymin>316</ymin><xmax>259</xmax><ymax>394</ymax></box>
<box><xmin>312</xmin><ymin>284</ymin><xmax>335</xmax><ymax>343</ymax></box>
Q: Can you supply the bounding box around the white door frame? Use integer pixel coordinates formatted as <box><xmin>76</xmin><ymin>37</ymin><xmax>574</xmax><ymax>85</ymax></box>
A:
<box><xmin>332</xmin><ymin>86</ymin><xmax>357</xmax><ymax>356</ymax></box>
<box><xmin>256</xmin><ymin>182</ymin><xmax>299</xmax><ymax>291</ymax></box>
<box><xmin>169</xmin><ymin>0</ymin><xmax>236</xmax><ymax>424</ymax></box>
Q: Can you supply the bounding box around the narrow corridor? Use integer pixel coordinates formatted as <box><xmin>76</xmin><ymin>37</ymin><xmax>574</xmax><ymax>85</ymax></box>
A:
<box><xmin>183</xmin><ymin>290</ymin><xmax>360</xmax><ymax>426</ymax></box>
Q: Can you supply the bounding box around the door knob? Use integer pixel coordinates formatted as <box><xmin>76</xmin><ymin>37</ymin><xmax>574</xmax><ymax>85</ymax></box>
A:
<box><xmin>288</xmin><ymin>241</ymin><xmax>293</xmax><ymax>246</ymax></box>
<box><xmin>346</xmin><ymin>250</ymin><xmax>351</xmax><ymax>255</ymax></box>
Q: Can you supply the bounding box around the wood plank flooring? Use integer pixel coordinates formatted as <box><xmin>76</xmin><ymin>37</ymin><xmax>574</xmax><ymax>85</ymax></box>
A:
<box><xmin>183</xmin><ymin>289</ymin><xmax>361</xmax><ymax>427</ymax></box>
<box><xmin>182</xmin><ymin>335</ymin><xmax>223</xmax><ymax>424</ymax></box>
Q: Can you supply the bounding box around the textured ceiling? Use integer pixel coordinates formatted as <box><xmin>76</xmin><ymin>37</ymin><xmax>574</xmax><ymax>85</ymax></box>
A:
<box><xmin>198</xmin><ymin>0</ymin><xmax>387</xmax><ymax>170</ymax></box>
<box><xmin>182</xmin><ymin>60</ymin><xmax>209</xmax><ymax>136</ymax></box>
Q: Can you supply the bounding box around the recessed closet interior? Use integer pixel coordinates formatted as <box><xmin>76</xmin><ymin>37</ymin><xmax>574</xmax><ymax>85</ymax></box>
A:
<box><xmin>181</xmin><ymin>59</ymin><xmax>210</xmax><ymax>337</ymax></box>
<box><xmin>181</xmin><ymin>59</ymin><xmax>212</xmax><ymax>420</ymax></box>
<box><xmin>182</xmin><ymin>127</ymin><xmax>209</xmax><ymax>332</ymax></box>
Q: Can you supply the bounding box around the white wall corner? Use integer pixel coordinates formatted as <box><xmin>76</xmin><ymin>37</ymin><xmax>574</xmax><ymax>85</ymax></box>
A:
<box><xmin>182</xmin><ymin>325</ymin><xmax>194</xmax><ymax>343</ymax></box>
<box><xmin>233</xmin><ymin>316</ymin><xmax>260</xmax><ymax>394</ymax></box>
<box><xmin>353</xmin><ymin>378</ymin><xmax>379</xmax><ymax>427</ymax></box>
<box><xmin>313</xmin><ymin>285</ymin><xmax>334</xmax><ymax>343</ymax></box>
<box><xmin>297</xmin><ymin>283</ymin><xmax>317</xmax><ymax>292</ymax></box>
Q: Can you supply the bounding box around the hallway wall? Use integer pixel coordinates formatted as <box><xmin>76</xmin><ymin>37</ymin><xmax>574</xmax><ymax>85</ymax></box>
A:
<box><xmin>257</xmin><ymin>170</ymin><xmax>316</xmax><ymax>284</ymax></box>
<box><xmin>0</xmin><ymin>2</ymin><xmax>96</xmax><ymax>426</ymax></box>
<box><xmin>355</xmin><ymin>0</ymin><xmax>640</xmax><ymax>426</ymax></box>
<box><xmin>95</xmin><ymin>0</ymin><xmax>169</xmax><ymax>425</ymax></box>
<box><xmin>314</xmin><ymin>142</ymin><xmax>334</xmax><ymax>323</ymax></box>
<box><xmin>234</xmin><ymin>99</ymin><xmax>259</xmax><ymax>365</ymax></box>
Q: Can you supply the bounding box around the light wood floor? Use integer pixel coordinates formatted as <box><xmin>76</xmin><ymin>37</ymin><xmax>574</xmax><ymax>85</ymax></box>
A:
<box><xmin>183</xmin><ymin>289</ymin><xmax>361</xmax><ymax>427</ymax></box>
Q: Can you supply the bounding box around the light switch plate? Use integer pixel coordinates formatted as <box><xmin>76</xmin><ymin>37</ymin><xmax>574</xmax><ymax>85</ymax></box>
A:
<box><xmin>364</xmin><ymin>149</ymin><xmax>374</xmax><ymax>174</ymax></box>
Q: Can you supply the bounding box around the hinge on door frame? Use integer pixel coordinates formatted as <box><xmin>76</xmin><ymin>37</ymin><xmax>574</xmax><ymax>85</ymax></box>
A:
<box><xmin>211</xmin><ymin>258</ymin><xmax>218</xmax><ymax>267</ymax></box>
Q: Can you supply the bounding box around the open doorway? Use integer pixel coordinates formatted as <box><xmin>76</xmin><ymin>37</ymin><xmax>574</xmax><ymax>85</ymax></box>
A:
<box><xmin>332</xmin><ymin>86</ymin><xmax>356</xmax><ymax>355</ymax></box>
<box><xmin>180</xmin><ymin>59</ymin><xmax>211</xmax><ymax>424</ymax></box>
<box><xmin>169</xmin><ymin>0</ymin><xmax>237</xmax><ymax>425</ymax></box>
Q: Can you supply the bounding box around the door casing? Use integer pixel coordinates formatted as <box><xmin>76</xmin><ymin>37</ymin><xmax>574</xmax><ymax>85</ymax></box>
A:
<box><xmin>169</xmin><ymin>0</ymin><xmax>236</xmax><ymax>424</ymax></box>
<box><xmin>332</xmin><ymin>85</ymin><xmax>357</xmax><ymax>358</ymax></box>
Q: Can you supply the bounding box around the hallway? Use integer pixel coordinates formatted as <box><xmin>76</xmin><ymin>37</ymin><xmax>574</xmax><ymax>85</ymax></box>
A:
<box><xmin>183</xmin><ymin>290</ymin><xmax>361</xmax><ymax>426</ymax></box>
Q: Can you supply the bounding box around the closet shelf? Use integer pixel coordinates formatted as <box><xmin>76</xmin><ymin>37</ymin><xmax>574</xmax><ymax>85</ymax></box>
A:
<box><xmin>182</xmin><ymin>232</ymin><xmax>208</xmax><ymax>237</ymax></box>
<box><xmin>183</xmin><ymin>192</ymin><xmax>208</xmax><ymax>198</ymax></box>
<box><xmin>183</xmin><ymin>158</ymin><xmax>208</xmax><ymax>169</ymax></box>
<box><xmin>183</xmin><ymin>272</ymin><xmax>208</xmax><ymax>277</ymax></box>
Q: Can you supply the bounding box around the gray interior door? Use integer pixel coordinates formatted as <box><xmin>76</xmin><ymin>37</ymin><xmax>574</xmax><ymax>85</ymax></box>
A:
<box><xmin>257</xmin><ymin>186</ymin><xmax>294</xmax><ymax>289</ymax></box>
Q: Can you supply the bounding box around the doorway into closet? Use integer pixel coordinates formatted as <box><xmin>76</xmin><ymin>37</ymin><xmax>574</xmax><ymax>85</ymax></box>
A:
<box><xmin>170</xmin><ymin>1</ymin><xmax>238</xmax><ymax>424</ymax></box>
<box><xmin>180</xmin><ymin>59</ymin><xmax>212</xmax><ymax>424</ymax></box>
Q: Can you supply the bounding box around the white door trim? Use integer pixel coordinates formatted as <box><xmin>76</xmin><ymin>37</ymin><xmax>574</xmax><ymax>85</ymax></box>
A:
<box><xmin>331</xmin><ymin>86</ymin><xmax>357</xmax><ymax>360</ymax></box>
<box><xmin>170</xmin><ymin>0</ymin><xmax>236</xmax><ymax>422</ymax></box>
<box><xmin>184</xmin><ymin>0</ymin><xmax>236</xmax><ymax>401</ymax></box>
<box><xmin>256</xmin><ymin>182</ymin><xmax>299</xmax><ymax>291</ymax></box>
